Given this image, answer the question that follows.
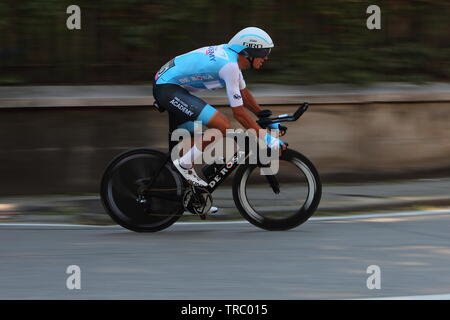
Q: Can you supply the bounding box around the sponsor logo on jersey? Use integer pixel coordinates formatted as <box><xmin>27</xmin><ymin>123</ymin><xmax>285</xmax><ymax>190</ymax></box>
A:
<box><xmin>205</xmin><ymin>46</ymin><xmax>216</xmax><ymax>62</ymax></box>
<box><xmin>190</xmin><ymin>75</ymin><xmax>214</xmax><ymax>81</ymax></box>
<box><xmin>233</xmin><ymin>94</ymin><xmax>242</xmax><ymax>100</ymax></box>
<box><xmin>169</xmin><ymin>97</ymin><xmax>194</xmax><ymax>117</ymax></box>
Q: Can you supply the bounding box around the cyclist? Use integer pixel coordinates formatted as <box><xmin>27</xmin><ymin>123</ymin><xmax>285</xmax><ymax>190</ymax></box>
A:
<box><xmin>153</xmin><ymin>27</ymin><xmax>286</xmax><ymax>188</ymax></box>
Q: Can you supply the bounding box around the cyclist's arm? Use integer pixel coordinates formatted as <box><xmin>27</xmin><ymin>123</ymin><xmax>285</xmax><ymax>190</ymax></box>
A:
<box><xmin>231</xmin><ymin>105</ymin><xmax>263</xmax><ymax>135</ymax></box>
<box><xmin>221</xmin><ymin>69</ymin><xmax>286</xmax><ymax>147</ymax></box>
<box><xmin>220</xmin><ymin>64</ymin><xmax>263</xmax><ymax>134</ymax></box>
<box><xmin>228</xmin><ymin>86</ymin><xmax>285</xmax><ymax>147</ymax></box>
<box><xmin>233</xmin><ymin>106</ymin><xmax>286</xmax><ymax>151</ymax></box>
<box><xmin>241</xmin><ymin>88</ymin><xmax>263</xmax><ymax>116</ymax></box>
<box><xmin>234</xmin><ymin>68</ymin><xmax>263</xmax><ymax>115</ymax></box>
<box><xmin>241</xmin><ymin>83</ymin><xmax>286</xmax><ymax>135</ymax></box>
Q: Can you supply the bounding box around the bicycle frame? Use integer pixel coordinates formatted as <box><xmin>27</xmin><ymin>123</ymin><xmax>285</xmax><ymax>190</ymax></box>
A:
<box><xmin>146</xmin><ymin>102</ymin><xmax>309</xmax><ymax>196</ymax></box>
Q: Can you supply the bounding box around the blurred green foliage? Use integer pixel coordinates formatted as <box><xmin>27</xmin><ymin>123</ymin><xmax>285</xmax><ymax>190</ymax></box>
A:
<box><xmin>0</xmin><ymin>0</ymin><xmax>449</xmax><ymax>85</ymax></box>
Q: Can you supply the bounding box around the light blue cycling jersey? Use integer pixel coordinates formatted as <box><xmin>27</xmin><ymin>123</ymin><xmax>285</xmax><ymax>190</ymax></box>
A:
<box><xmin>155</xmin><ymin>44</ymin><xmax>246</xmax><ymax>107</ymax></box>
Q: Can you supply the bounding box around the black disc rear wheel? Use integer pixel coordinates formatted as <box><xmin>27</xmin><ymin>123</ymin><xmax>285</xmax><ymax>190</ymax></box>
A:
<box><xmin>100</xmin><ymin>148</ymin><xmax>185</xmax><ymax>232</ymax></box>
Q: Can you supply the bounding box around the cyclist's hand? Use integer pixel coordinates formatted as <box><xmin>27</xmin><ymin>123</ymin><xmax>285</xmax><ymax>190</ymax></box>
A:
<box><xmin>265</xmin><ymin>133</ymin><xmax>287</xmax><ymax>155</ymax></box>
<box><xmin>267</xmin><ymin>123</ymin><xmax>287</xmax><ymax>137</ymax></box>
<box><xmin>279</xmin><ymin>125</ymin><xmax>287</xmax><ymax>136</ymax></box>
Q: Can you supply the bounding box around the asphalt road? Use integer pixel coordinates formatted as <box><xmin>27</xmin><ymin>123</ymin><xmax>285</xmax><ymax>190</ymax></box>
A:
<box><xmin>1</xmin><ymin>211</ymin><xmax>450</xmax><ymax>299</ymax></box>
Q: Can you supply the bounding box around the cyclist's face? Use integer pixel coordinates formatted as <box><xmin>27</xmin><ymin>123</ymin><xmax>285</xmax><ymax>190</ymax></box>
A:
<box><xmin>238</xmin><ymin>55</ymin><xmax>268</xmax><ymax>70</ymax></box>
<box><xmin>252</xmin><ymin>56</ymin><xmax>268</xmax><ymax>69</ymax></box>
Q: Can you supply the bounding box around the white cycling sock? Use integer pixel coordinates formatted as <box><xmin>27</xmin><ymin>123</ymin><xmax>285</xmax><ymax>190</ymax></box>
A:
<box><xmin>179</xmin><ymin>145</ymin><xmax>203</xmax><ymax>169</ymax></box>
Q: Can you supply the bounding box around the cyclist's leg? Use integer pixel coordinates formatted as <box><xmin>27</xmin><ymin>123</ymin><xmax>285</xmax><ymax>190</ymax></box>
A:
<box><xmin>153</xmin><ymin>83</ymin><xmax>224</xmax><ymax>130</ymax></box>
<box><xmin>154</xmin><ymin>83</ymin><xmax>231</xmax><ymax>148</ymax></box>
<box><xmin>175</xmin><ymin>105</ymin><xmax>219</xmax><ymax>168</ymax></box>
<box><xmin>205</xmin><ymin>111</ymin><xmax>231</xmax><ymax>136</ymax></box>
<box><xmin>177</xmin><ymin>105</ymin><xmax>230</xmax><ymax>148</ymax></box>
<box><xmin>154</xmin><ymin>84</ymin><xmax>229</xmax><ymax>149</ymax></box>
<box><xmin>153</xmin><ymin>84</ymin><xmax>225</xmax><ymax>186</ymax></box>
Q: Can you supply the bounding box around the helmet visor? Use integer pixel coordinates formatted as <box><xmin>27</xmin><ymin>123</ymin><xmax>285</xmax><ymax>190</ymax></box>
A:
<box><xmin>244</xmin><ymin>47</ymin><xmax>271</xmax><ymax>58</ymax></box>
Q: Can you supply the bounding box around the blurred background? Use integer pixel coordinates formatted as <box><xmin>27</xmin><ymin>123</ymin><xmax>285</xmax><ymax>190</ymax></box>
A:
<box><xmin>1</xmin><ymin>0</ymin><xmax>450</xmax><ymax>222</ymax></box>
<box><xmin>3</xmin><ymin>1</ymin><xmax>450</xmax><ymax>301</ymax></box>
<box><xmin>1</xmin><ymin>0</ymin><xmax>450</xmax><ymax>85</ymax></box>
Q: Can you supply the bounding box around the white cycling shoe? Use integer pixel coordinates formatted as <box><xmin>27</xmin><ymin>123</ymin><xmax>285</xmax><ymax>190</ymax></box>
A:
<box><xmin>208</xmin><ymin>206</ymin><xmax>218</xmax><ymax>214</ymax></box>
<box><xmin>173</xmin><ymin>159</ymin><xmax>208</xmax><ymax>187</ymax></box>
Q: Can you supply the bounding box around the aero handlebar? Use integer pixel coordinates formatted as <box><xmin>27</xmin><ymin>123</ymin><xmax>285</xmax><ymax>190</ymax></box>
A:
<box><xmin>256</xmin><ymin>102</ymin><xmax>309</xmax><ymax>128</ymax></box>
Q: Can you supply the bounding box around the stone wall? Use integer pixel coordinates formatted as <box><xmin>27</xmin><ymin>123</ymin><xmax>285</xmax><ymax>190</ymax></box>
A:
<box><xmin>1</xmin><ymin>102</ymin><xmax>449</xmax><ymax>195</ymax></box>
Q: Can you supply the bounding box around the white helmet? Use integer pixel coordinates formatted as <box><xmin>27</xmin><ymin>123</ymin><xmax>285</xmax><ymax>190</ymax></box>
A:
<box><xmin>228</xmin><ymin>27</ymin><xmax>274</xmax><ymax>58</ymax></box>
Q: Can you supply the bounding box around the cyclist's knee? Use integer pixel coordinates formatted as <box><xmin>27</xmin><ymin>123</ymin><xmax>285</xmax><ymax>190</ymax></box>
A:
<box><xmin>222</xmin><ymin>116</ymin><xmax>231</xmax><ymax>133</ymax></box>
<box><xmin>212</xmin><ymin>113</ymin><xmax>231</xmax><ymax>135</ymax></box>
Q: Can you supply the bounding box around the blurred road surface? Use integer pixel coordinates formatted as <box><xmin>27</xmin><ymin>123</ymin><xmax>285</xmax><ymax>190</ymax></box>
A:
<box><xmin>1</xmin><ymin>210</ymin><xmax>450</xmax><ymax>299</ymax></box>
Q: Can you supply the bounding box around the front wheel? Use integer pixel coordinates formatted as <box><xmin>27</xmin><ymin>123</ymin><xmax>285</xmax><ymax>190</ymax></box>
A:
<box><xmin>232</xmin><ymin>149</ymin><xmax>321</xmax><ymax>231</ymax></box>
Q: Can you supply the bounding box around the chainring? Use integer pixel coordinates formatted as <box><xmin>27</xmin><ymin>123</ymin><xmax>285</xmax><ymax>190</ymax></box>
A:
<box><xmin>182</xmin><ymin>187</ymin><xmax>213</xmax><ymax>215</ymax></box>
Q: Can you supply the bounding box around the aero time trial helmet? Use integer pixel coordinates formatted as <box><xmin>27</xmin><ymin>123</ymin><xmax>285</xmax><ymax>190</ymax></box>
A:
<box><xmin>228</xmin><ymin>27</ymin><xmax>274</xmax><ymax>58</ymax></box>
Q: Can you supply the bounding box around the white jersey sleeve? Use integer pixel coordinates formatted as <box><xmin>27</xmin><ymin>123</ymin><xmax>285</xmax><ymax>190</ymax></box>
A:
<box><xmin>219</xmin><ymin>62</ymin><xmax>246</xmax><ymax>107</ymax></box>
<box><xmin>238</xmin><ymin>69</ymin><xmax>246</xmax><ymax>90</ymax></box>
